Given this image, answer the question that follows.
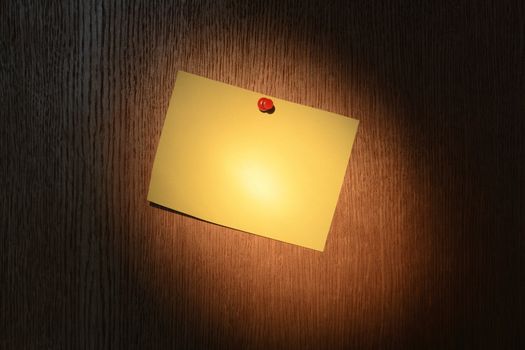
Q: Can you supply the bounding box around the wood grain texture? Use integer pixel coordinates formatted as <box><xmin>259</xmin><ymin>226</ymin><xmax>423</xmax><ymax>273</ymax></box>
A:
<box><xmin>1</xmin><ymin>1</ymin><xmax>524</xmax><ymax>349</ymax></box>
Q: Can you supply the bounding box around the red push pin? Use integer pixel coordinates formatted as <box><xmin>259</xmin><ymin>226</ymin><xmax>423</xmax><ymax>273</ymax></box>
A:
<box><xmin>257</xmin><ymin>97</ymin><xmax>274</xmax><ymax>113</ymax></box>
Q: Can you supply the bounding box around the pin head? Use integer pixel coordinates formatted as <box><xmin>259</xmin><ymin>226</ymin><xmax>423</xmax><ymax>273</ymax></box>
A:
<box><xmin>258</xmin><ymin>97</ymin><xmax>274</xmax><ymax>113</ymax></box>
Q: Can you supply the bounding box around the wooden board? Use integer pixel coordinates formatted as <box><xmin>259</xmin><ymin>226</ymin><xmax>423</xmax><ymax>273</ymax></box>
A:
<box><xmin>1</xmin><ymin>1</ymin><xmax>524</xmax><ymax>348</ymax></box>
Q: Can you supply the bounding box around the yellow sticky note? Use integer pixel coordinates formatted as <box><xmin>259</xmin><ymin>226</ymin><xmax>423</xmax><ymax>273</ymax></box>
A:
<box><xmin>148</xmin><ymin>71</ymin><xmax>358</xmax><ymax>251</ymax></box>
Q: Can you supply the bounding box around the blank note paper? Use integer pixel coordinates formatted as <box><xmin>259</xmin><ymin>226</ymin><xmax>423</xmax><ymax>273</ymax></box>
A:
<box><xmin>148</xmin><ymin>71</ymin><xmax>359</xmax><ymax>251</ymax></box>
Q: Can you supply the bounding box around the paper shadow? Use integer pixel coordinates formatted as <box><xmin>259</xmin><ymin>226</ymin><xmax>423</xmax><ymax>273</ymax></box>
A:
<box><xmin>149</xmin><ymin>202</ymin><xmax>218</xmax><ymax>227</ymax></box>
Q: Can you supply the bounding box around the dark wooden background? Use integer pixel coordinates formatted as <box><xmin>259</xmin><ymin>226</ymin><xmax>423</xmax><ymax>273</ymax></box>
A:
<box><xmin>1</xmin><ymin>1</ymin><xmax>524</xmax><ymax>349</ymax></box>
